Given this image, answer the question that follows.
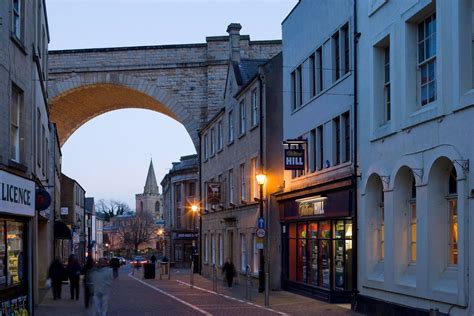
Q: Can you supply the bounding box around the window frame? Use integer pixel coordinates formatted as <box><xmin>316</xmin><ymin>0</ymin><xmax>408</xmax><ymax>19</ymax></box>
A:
<box><xmin>251</xmin><ymin>89</ymin><xmax>258</xmax><ymax>128</ymax></box>
<box><xmin>239</xmin><ymin>100</ymin><xmax>246</xmax><ymax>135</ymax></box>
<box><xmin>10</xmin><ymin>85</ymin><xmax>22</xmax><ymax>162</ymax></box>
<box><xmin>240</xmin><ymin>163</ymin><xmax>246</xmax><ymax>203</ymax></box>
<box><xmin>417</xmin><ymin>14</ymin><xmax>437</xmax><ymax>107</ymax></box>
<box><xmin>217</xmin><ymin>120</ymin><xmax>223</xmax><ymax>151</ymax></box>
<box><xmin>228</xmin><ymin>110</ymin><xmax>235</xmax><ymax>144</ymax></box>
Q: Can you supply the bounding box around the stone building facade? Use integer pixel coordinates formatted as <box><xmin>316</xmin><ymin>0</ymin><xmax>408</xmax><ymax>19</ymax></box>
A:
<box><xmin>161</xmin><ymin>155</ymin><xmax>199</xmax><ymax>267</ymax></box>
<box><xmin>0</xmin><ymin>0</ymin><xmax>57</xmax><ymax>309</ymax></box>
<box><xmin>280</xmin><ymin>0</ymin><xmax>355</xmax><ymax>303</ymax></box>
<box><xmin>199</xmin><ymin>23</ymin><xmax>283</xmax><ymax>290</ymax></box>
<box><xmin>59</xmin><ymin>174</ymin><xmax>86</xmax><ymax>264</ymax></box>
<box><xmin>356</xmin><ymin>1</ymin><xmax>474</xmax><ymax>315</ymax></box>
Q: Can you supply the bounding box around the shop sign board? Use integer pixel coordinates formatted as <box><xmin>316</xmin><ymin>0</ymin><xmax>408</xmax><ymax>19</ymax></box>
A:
<box><xmin>296</xmin><ymin>196</ymin><xmax>327</xmax><ymax>217</ymax></box>
<box><xmin>284</xmin><ymin>149</ymin><xmax>305</xmax><ymax>170</ymax></box>
<box><xmin>0</xmin><ymin>171</ymin><xmax>35</xmax><ymax>217</ymax></box>
<box><xmin>60</xmin><ymin>207</ymin><xmax>69</xmax><ymax>215</ymax></box>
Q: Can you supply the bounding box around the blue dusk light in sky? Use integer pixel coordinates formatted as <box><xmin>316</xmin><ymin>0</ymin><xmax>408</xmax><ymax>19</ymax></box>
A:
<box><xmin>48</xmin><ymin>0</ymin><xmax>297</xmax><ymax>208</ymax></box>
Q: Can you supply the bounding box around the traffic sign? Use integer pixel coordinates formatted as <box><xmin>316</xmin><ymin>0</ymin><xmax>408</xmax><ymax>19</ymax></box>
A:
<box><xmin>256</xmin><ymin>228</ymin><xmax>266</xmax><ymax>238</ymax></box>
<box><xmin>257</xmin><ymin>217</ymin><xmax>265</xmax><ymax>229</ymax></box>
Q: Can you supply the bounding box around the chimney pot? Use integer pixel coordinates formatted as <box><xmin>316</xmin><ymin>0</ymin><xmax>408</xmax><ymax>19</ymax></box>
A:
<box><xmin>227</xmin><ymin>23</ymin><xmax>242</xmax><ymax>63</ymax></box>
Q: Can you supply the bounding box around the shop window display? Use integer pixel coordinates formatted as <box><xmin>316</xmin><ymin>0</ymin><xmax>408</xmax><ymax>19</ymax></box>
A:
<box><xmin>0</xmin><ymin>220</ymin><xmax>25</xmax><ymax>289</ymax></box>
<box><xmin>286</xmin><ymin>219</ymin><xmax>352</xmax><ymax>291</ymax></box>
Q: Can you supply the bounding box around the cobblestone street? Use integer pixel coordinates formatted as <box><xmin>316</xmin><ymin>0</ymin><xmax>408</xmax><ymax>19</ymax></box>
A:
<box><xmin>36</xmin><ymin>266</ymin><xmax>359</xmax><ymax>315</ymax></box>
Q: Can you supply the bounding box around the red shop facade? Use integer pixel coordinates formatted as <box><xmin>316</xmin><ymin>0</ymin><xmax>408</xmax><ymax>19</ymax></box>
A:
<box><xmin>277</xmin><ymin>185</ymin><xmax>354</xmax><ymax>303</ymax></box>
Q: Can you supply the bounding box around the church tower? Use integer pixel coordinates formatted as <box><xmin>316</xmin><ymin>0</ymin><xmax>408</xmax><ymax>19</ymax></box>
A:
<box><xmin>135</xmin><ymin>160</ymin><xmax>163</xmax><ymax>225</ymax></box>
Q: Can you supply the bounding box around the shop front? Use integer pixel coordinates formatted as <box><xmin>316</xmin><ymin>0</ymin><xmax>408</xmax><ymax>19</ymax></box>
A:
<box><xmin>171</xmin><ymin>230</ymin><xmax>198</xmax><ymax>268</ymax></box>
<box><xmin>280</xmin><ymin>188</ymin><xmax>354</xmax><ymax>303</ymax></box>
<box><xmin>0</xmin><ymin>171</ymin><xmax>35</xmax><ymax>314</ymax></box>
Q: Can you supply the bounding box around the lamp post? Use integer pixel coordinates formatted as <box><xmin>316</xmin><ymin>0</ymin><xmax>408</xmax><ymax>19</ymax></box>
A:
<box><xmin>191</xmin><ymin>204</ymin><xmax>199</xmax><ymax>274</ymax></box>
<box><xmin>256</xmin><ymin>173</ymin><xmax>266</xmax><ymax>298</ymax></box>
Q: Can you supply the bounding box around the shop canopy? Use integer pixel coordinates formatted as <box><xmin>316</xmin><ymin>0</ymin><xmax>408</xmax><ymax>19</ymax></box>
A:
<box><xmin>54</xmin><ymin>221</ymin><xmax>72</xmax><ymax>239</ymax></box>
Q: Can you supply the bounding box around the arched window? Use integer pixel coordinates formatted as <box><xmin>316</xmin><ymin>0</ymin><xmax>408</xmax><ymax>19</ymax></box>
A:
<box><xmin>448</xmin><ymin>167</ymin><xmax>458</xmax><ymax>265</ymax></box>
<box><xmin>393</xmin><ymin>167</ymin><xmax>417</xmax><ymax>269</ymax></box>
<box><xmin>409</xmin><ymin>177</ymin><xmax>417</xmax><ymax>263</ymax></box>
<box><xmin>140</xmin><ymin>201</ymin><xmax>144</xmax><ymax>212</ymax></box>
<box><xmin>365</xmin><ymin>174</ymin><xmax>385</xmax><ymax>268</ymax></box>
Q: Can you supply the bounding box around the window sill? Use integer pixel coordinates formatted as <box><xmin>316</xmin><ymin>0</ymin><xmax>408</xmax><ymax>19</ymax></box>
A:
<box><xmin>8</xmin><ymin>159</ymin><xmax>28</xmax><ymax>172</ymax></box>
<box><xmin>10</xmin><ymin>35</ymin><xmax>27</xmax><ymax>55</ymax></box>
<box><xmin>370</xmin><ymin>123</ymin><xmax>396</xmax><ymax>142</ymax></box>
<box><xmin>458</xmin><ymin>89</ymin><xmax>474</xmax><ymax>112</ymax></box>
<box><xmin>402</xmin><ymin>101</ymin><xmax>442</xmax><ymax>131</ymax></box>
<box><xmin>227</xmin><ymin>140</ymin><xmax>234</xmax><ymax>147</ymax></box>
<box><xmin>249</xmin><ymin>124</ymin><xmax>259</xmax><ymax>132</ymax></box>
<box><xmin>238</xmin><ymin>132</ymin><xmax>246</xmax><ymax>139</ymax></box>
<box><xmin>217</xmin><ymin>147</ymin><xmax>223</xmax><ymax>154</ymax></box>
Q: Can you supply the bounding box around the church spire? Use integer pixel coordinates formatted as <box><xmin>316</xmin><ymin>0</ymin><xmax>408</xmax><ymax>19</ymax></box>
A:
<box><xmin>144</xmin><ymin>159</ymin><xmax>159</xmax><ymax>195</ymax></box>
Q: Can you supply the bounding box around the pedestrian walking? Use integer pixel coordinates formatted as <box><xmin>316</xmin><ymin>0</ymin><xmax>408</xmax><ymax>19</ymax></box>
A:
<box><xmin>91</xmin><ymin>258</ymin><xmax>112</xmax><ymax>316</ymax></box>
<box><xmin>109</xmin><ymin>257</ymin><xmax>120</xmax><ymax>279</ymax></box>
<box><xmin>222</xmin><ymin>257</ymin><xmax>236</xmax><ymax>288</ymax></box>
<box><xmin>48</xmin><ymin>258</ymin><xmax>65</xmax><ymax>300</ymax></box>
<box><xmin>66</xmin><ymin>254</ymin><xmax>81</xmax><ymax>300</ymax></box>
<box><xmin>150</xmin><ymin>254</ymin><xmax>157</xmax><ymax>264</ymax></box>
<box><xmin>83</xmin><ymin>256</ymin><xmax>95</xmax><ymax>308</ymax></box>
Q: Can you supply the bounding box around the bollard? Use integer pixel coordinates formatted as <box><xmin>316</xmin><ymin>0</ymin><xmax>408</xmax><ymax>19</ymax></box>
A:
<box><xmin>245</xmin><ymin>265</ymin><xmax>251</xmax><ymax>301</ymax></box>
<box><xmin>190</xmin><ymin>261</ymin><xmax>194</xmax><ymax>289</ymax></box>
<box><xmin>264</xmin><ymin>272</ymin><xmax>269</xmax><ymax>306</ymax></box>
<box><xmin>212</xmin><ymin>264</ymin><xmax>218</xmax><ymax>292</ymax></box>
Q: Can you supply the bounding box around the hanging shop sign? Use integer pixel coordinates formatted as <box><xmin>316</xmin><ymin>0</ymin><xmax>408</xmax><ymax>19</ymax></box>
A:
<box><xmin>207</xmin><ymin>182</ymin><xmax>222</xmax><ymax>205</ymax></box>
<box><xmin>0</xmin><ymin>171</ymin><xmax>35</xmax><ymax>217</ymax></box>
<box><xmin>284</xmin><ymin>149</ymin><xmax>305</xmax><ymax>170</ymax></box>
<box><xmin>296</xmin><ymin>196</ymin><xmax>327</xmax><ymax>217</ymax></box>
<box><xmin>36</xmin><ymin>188</ymin><xmax>51</xmax><ymax>211</ymax></box>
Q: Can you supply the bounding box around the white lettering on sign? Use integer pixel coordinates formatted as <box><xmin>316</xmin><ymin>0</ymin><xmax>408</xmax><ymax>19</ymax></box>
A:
<box><xmin>285</xmin><ymin>157</ymin><xmax>304</xmax><ymax>166</ymax></box>
<box><xmin>296</xmin><ymin>196</ymin><xmax>327</xmax><ymax>217</ymax></box>
<box><xmin>0</xmin><ymin>171</ymin><xmax>35</xmax><ymax>217</ymax></box>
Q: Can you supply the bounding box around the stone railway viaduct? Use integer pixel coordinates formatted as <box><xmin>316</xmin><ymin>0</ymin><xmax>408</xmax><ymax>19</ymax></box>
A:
<box><xmin>48</xmin><ymin>26</ymin><xmax>281</xmax><ymax>147</ymax></box>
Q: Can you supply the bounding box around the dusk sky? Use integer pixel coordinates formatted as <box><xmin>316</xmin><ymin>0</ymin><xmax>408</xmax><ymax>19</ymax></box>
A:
<box><xmin>47</xmin><ymin>0</ymin><xmax>297</xmax><ymax>209</ymax></box>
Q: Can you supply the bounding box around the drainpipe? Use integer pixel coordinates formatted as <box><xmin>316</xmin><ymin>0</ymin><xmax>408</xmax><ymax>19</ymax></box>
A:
<box><xmin>352</xmin><ymin>0</ymin><xmax>360</xmax><ymax>311</ymax></box>
<box><xmin>198</xmin><ymin>131</ymin><xmax>202</xmax><ymax>274</ymax></box>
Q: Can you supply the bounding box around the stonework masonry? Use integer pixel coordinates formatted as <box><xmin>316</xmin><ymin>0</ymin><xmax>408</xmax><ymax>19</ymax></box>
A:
<box><xmin>48</xmin><ymin>31</ymin><xmax>281</xmax><ymax>148</ymax></box>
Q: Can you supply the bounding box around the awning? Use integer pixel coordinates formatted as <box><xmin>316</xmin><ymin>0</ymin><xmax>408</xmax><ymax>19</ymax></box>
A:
<box><xmin>54</xmin><ymin>221</ymin><xmax>72</xmax><ymax>240</ymax></box>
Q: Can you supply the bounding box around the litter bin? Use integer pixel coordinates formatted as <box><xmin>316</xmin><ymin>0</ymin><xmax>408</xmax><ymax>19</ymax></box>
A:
<box><xmin>144</xmin><ymin>263</ymin><xmax>156</xmax><ymax>279</ymax></box>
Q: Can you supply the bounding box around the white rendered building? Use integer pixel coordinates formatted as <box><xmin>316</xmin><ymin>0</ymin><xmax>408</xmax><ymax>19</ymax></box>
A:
<box><xmin>357</xmin><ymin>0</ymin><xmax>474</xmax><ymax>314</ymax></box>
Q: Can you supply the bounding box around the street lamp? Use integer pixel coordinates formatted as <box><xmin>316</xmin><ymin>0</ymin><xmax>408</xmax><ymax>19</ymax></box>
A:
<box><xmin>191</xmin><ymin>204</ymin><xmax>202</xmax><ymax>274</ymax></box>
<box><xmin>256</xmin><ymin>173</ymin><xmax>267</xmax><ymax>301</ymax></box>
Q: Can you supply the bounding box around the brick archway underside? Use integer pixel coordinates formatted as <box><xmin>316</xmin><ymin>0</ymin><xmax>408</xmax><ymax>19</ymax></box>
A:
<box><xmin>50</xmin><ymin>84</ymin><xmax>184</xmax><ymax>147</ymax></box>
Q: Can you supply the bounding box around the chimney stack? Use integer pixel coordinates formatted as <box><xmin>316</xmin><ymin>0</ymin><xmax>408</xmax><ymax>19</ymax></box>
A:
<box><xmin>227</xmin><ymin>23</ymin><xmax>242</xmax><ymax>63</ymax></box>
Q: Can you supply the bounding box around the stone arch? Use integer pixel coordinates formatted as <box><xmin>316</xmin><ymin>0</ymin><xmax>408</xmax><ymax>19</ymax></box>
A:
<box><xmin>426</xmin><ymin>156</ymin><xmax>462</xmax><ymax>293</ymax></box>
<box><xmin>392</xmin><ymin>166</ymin><xmax>417</xmax><ymax>273</ymax></box>
<box><xmin>48</xmin><ymin>73</ymin><xmax>198</xmax><ymax>147</ymax></box>
<box><xmin>363</xmin><ymin>173</ymin><xmax>385</xmax><ymax>275</ymax></box>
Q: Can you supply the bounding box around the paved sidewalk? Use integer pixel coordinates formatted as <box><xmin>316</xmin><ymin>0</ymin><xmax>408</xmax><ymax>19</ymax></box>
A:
<box><xmin>150</xmin><ymin>268</ymin><xmax>359</xmax><ymax>316</ymax></box>
<box><xmin>35</xmin><ymin>281</ymin><xmax>90</xmax><ymax>316</ymax></box>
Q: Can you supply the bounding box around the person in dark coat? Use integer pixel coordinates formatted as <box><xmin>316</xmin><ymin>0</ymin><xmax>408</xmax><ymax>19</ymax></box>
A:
<box><xmin>48</xmin><ymin>258</ymin><xmax>65</xmax><ymax>300</ymax></box>
<box><xmin>109</xmin><ymin>257</ymin><xmax>120</xmax><ymax>279</ymax></box>
<box><xmin>222</xmin><ymin>257</ymin><xmax>236</xmax><ymax>288</ymax></box>
<box><xmin>150</xmin><ymin>254</ymin><xmax>157</xmax><ymax>264</ymax></box>
<box><xmin>66</xmin><ymin>255</ymin><xmax>81</xmax><ymax>300</ymax></box>
<box><xmin>83</xmin><ymin>256</ymin><xmax>94</xmax><ymax>308</ymax></box>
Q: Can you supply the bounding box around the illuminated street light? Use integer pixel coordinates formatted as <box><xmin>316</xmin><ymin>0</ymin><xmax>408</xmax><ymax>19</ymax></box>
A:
<box><xmin>191</xmin><ymin>204</ymin><xmax>198</xmax><ymax>213</ymax></box>
<box><xmin>256</xmin><ymin>173</ymin><xmax>266</xmax><ymax>185</ymax></box>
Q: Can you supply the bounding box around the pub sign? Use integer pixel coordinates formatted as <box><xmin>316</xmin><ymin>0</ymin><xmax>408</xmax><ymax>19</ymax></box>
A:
<box><xmin>284</xmin><ymin>149</ymin><xmax>305</xmax><ymax>170</ymax></box>
<box><xmin>207</xmin><ymin>182</ymin><xmax>222</xmax><ymax>205</ymax></box>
